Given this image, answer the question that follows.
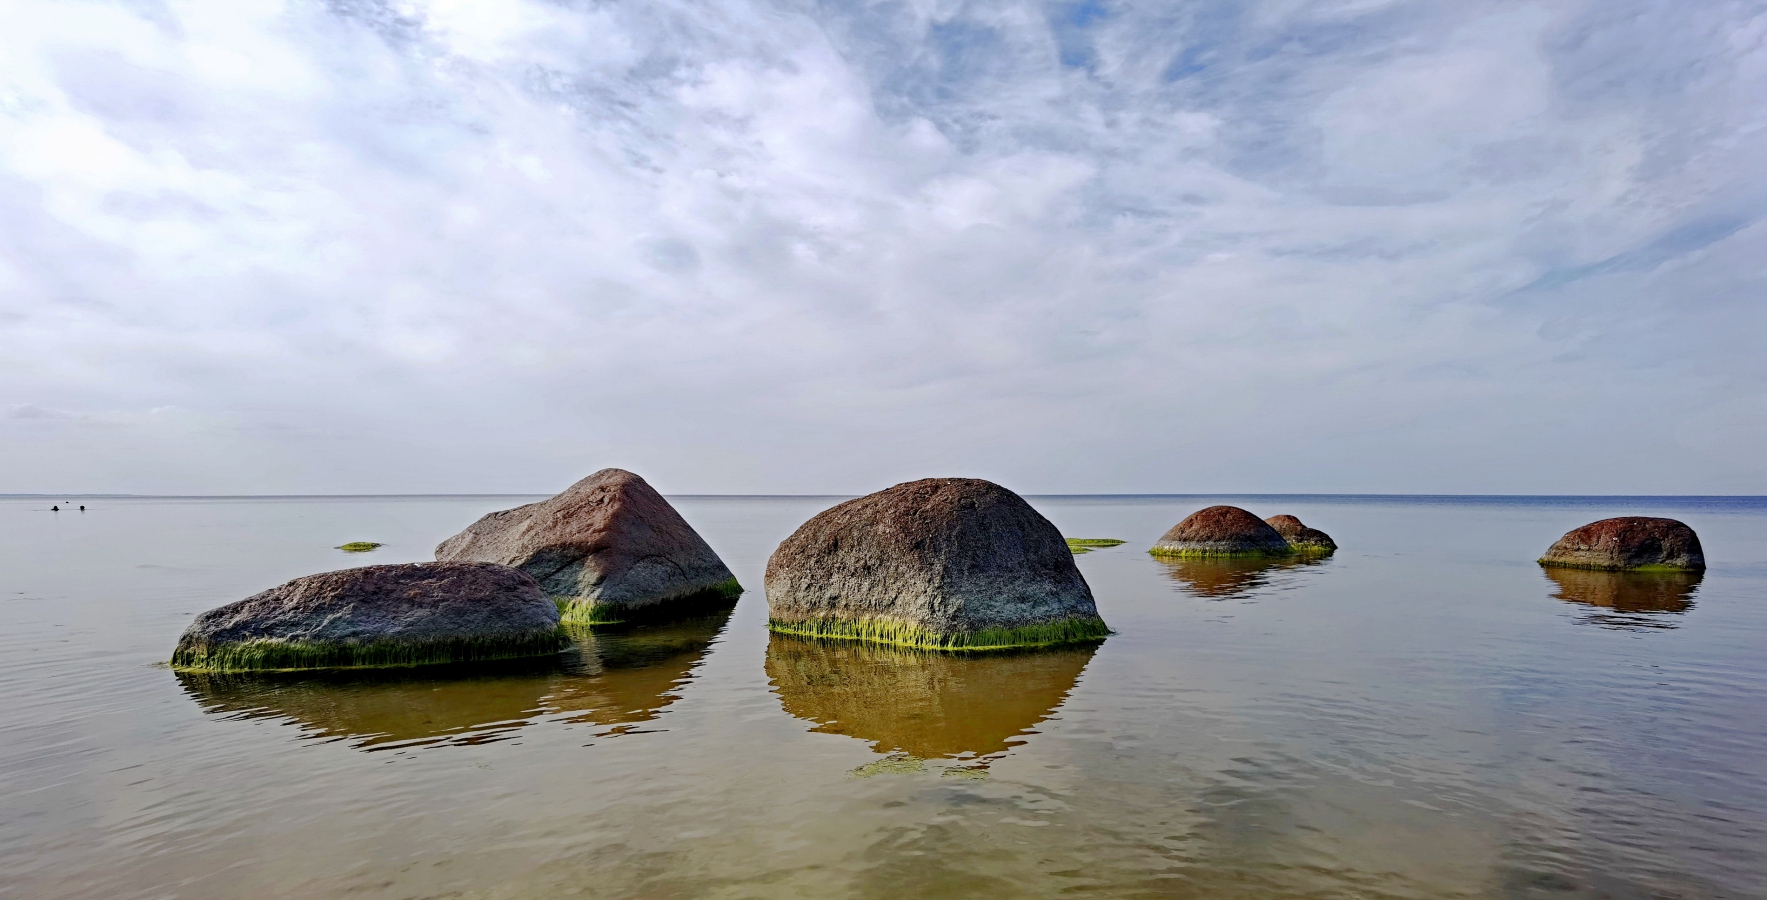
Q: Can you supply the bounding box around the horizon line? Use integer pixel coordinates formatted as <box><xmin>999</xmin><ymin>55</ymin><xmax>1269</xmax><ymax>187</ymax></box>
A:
<box><xmin>4</xmin><ymin>492</ymin><xmax>1764</xmax><ymax>500</ymax></box>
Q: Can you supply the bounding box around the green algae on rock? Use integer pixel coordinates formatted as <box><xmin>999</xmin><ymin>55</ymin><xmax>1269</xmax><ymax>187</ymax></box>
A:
<box><xmin>765</xmin><ymin>478</ymin><xmax>1108</xmax><ymax>652</ymax></box>
<box><xmin>1538</xmin><ymin>517</ymin><xmax>1705</xmax><ymax>571</ymax></box>
<box><xmin>1066</xmin><ymin>538</ymin><xmax>1126</xmax><ymax>555</ymax></box>
<box><xmin>1263</xmin><ymin>515</ymin><xmax>1337</xmax><ymax>555</ymax></box>
<box><xmin>436</xmin><ymin>468</ymin><xmax>740</xmax><ymax>626</ymax></box>
<box><xmin>1150</xmin><ymin>506</ymin><xmax>1294</xmax><ymax>558</ymax></box>
<box><xmin>336</xmin><ymin>542</ymin><xmax>383</xmax><ymax>552</ymax></box>
<box><xmin>171</xmin><ymin>562</ymin><xmax>565</xmax><ymax>672</ymax></box>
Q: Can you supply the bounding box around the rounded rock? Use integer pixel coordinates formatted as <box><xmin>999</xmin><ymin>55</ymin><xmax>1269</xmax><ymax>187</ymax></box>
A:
<box><xmin>436</xmin><ymin>468</ymin><xmax>739</xmax><ymax>624</ymax></box>
<box><xmin>764</xmin><ymin>478</ymin><xmax>1108</xmax><ymax>651</ymax></box>
<box><xmin>1151</xmin><ymin>506</ymin><xmax>1294</xmax><ymax>557</ymax></box>
<box><xmin>171</xmin><ymin>562</ymin><xmax>563</xmax><ymax>672</ymax></box>
<box><xmin>1264</xmin><ymin>514</ymin><xmax>1338</xmax><ymax>555</ymax></box>
<box><xmin>1538</xmin><ymin>517</ymin><xmax>1705</xmax><ymax>571</ymax></box>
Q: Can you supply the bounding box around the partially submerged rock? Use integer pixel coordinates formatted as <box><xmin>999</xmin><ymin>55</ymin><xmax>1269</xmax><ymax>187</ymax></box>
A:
<box><xmin>1066</xmin><ymin>538</ymin><xmax>1126</xmax><ymax>555</ymax></box>
<box><xmin>178</xmin><ymin>609</ymin><xmax>733</xmax><ymax>749</ymax></box>
<box><xmin>765</xmin><ymin>478</ymin><xmax>1108</xmax><ymax>651</ymax></box>
<box><xmin>1538</xmin><ymin>517</ymin><xmax>1705</xmax><ymax>571</ymax></box>
<box><xmin>1150</xmin><ymin>506</ymin><xmax>1293</xmax><ymax>558</ymax></box>
<box><xmin>172</xmin><ymin>562</ymin><xmax>564</xmax><ymax>672</ymax></box>
<box><xmin>1263</xmin><ymin>514</ymin><xmax>1337</xmax><ymax>555</ymax></box>
<box><xmin>337</xmin><ymin>541</ymin><xmax>382</xmax><ymax>553</ymax></box>
<box><xmin>436</xmin><ymin>468</ymin><xmax>739</xmax><ymax>624</ymax></box>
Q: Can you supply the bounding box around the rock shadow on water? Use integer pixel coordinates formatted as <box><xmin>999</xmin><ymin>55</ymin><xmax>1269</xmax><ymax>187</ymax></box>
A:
<box><xmin>1543</xmin><ymin>567</ymin><xmax>1701</xmax><ymax>630</ymax></box>
<box><xmin>176</xmin><ymin>609</ymin><xmax>734</xmax><ymax>751</ymax></box>
<box><xmin>765</xmin><ymin>633</ymin><xmax>1097</xmax><ymax>774</ymax></box>
<box><xmin>1158</xmin><ymin>555</ymin><xmax>1328</xmax><ymax>600</ymax></box>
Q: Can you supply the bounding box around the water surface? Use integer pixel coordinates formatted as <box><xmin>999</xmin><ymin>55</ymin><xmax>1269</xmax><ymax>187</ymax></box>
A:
<box><xmin>2</xmin><ymin>494</ymin><xmax>1763</xmax><ymax>898</ymax></box>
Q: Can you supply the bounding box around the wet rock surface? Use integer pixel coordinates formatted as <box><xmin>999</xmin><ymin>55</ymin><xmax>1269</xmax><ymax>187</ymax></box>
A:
<box><xmin>1264</xmin><ymin>514</ymin><xmax>1337</xmax><ymax>554</ymax></box>
<box><xmin>765</xmin><ymin>478</ymin><xmax>1107</xmax><ymax>650</ymax></box>
<box><xmin>1151</xmin><ymin>506</ymin><xmax>1294</xmax><ymax>557</ymax></box>
<box><xmin>172</xmin><ymin>562</ymin><xmax>562</xmax><ymax>671</ymax></box>
<box><xmin>1538</xmin><ymin>517</ymin><xmax>1705</xmax><ymax>571</ymax></box>
<box><xmin>436</xmin><ymin>468</ymin><xmax>738</xmax><ymax>622</ymax></box>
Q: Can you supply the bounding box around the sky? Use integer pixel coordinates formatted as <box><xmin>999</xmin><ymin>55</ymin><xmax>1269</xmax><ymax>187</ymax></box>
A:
<box><xmin>2</xmin><ymin>0</ymin><xmax>1764</xmax><ymax>495</ymax></box>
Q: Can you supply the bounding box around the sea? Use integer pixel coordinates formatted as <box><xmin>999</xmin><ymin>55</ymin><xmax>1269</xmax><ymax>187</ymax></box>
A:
<box><xmin>1</xmin><ymin>494</ymin><xmax>1763</xmax><ymax>899</ymax></box>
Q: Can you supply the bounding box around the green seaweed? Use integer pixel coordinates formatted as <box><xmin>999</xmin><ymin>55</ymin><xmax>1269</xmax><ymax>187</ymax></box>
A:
<box><xmin>557</xmin><ymin>577</ymin><xmax>744</xmax><ymax>627</ymax></box>
<box><xmin>1148</xmin><ymin>546</ymin><xmax>1296</xmax><ymax>559</ymax></box>
<box><xmin>1066</xmin><ymin>538</ymin><xmax>1126</xmax><ymax>555</ymax></box>
<box><xmin>170</xmin><ymin>628</ymin><xmax>570</xmax><ymax>672</ymax></box>
<box><xmin>336</xmin><ymin>542</ymin><xmax>383</xmax><ymax>552</ymax></box>
<box><xmin>1287</xmin><ymin>543</ymin><xmax>1336</xmax><ymax>557</ymax></box>
<box><xmin>767</xmin><ymin>614</ymin><xmax>1110</xmax><ymax>652</ymax></box>
<box><xmin>1537</xmin><ymin>559</ymin><xmax>1701</xmax><ymax>573</ymax></box>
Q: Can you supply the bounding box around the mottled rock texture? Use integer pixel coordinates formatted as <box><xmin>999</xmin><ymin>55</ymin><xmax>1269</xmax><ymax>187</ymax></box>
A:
<box><xmin>435</xmin><ymin>468</ymin><xmax>739</xmax><ymax>624</ymax></box>
<box><xmin>1264</xmin><ymin>514</ymin><xmax>1338</xmax><ymax>555</ymax></box>
<box><xmin>172</xmin><ymin>562</ymin><xmax>563</xmax><ymax>671</ymax></box>
<box><xmin>1151</xmin><ymin>506</ymin><xmax>1294</xmax><ymax>557</ymax></box>
<box><xmin>765</xmin><ymin>478</ymin><xmax>1108</xmax><ymax>650</ymax></box>
<box><xmin>1538</xmin><ymin>517</ymin><xmax>1705</xmax><ymax>571</ymax></box>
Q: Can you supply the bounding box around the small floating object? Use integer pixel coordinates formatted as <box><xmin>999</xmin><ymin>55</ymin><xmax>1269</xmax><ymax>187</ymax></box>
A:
<box><xmin>766</xmin><ymin>477</ymin><xmax>1108</xmax><ymax>651</ymax></box>
<box><xmin>1150</xmin><ymin>506</ymin><xmax>1293</xmax><ymax>558</ymax></box>
<box><xmin>1538</xmin><ymin>517</ymin><xmax>1704</xmax><ymax>571</ymax></box>
<box><xmin>1066</xmin><ymin>538</ymin><xmax>1125</xmax><ymax>555</ymax></box>
<box><xmin>170</xmin><ymin>562</ymin><xmax>565</xmax><ymax>672</ymax></box>
<box><xmin>336</xmin><ymin>542</ymin><xmax>383</xmax><ymax>552</ymax></box>
<box><xmin>1263</xmin><ymin>515</ymin><xmax>1337</xmax><ymax>556</ymax></box>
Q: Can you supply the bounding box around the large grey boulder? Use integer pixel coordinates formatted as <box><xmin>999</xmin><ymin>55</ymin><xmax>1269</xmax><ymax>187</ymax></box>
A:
<box><xmin>171</xmin><ymin>562</ymin><xmax>563</xmax><ymax>671</ymax></box>
<box><xmin>1150</xmin><ymin>506</ymin><xmax>1293</xmax><ymax>557</ymax></box>
<box><xmin>436</xmin><ymin>468</ymin><xmax>739</xmax><ymax>624</ymax></box>
<box><xmin>764</xmin><ymin>478</ymin><xmax>1108</xmax><ymax>651</ymax></box>
<box><xmin>1538</xmin><ymin>517</ymin><xmax>1705</xmax><ymax>571</ymax></box>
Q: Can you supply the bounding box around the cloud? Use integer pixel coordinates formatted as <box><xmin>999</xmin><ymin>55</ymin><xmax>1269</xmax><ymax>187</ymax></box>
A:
<box><xmin>0</xmin><ymin>0</ymin><xmax>1763</xmax><ymax>494</ymax></box>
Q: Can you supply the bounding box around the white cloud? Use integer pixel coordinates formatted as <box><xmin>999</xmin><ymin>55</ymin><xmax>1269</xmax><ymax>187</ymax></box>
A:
<box><xmin>0</xmin><ymin>0</ymin><xmax>1762</xmax><ymax>494</ymax></box>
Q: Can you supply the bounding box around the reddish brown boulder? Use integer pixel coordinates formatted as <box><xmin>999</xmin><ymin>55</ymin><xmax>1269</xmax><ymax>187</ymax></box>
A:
<box><xmin>1150</xmin><ymin>506</ymin><xmax>1293</xmax><ymax>557</ymax></box>
<box><xmin>436</xmin><ymin>469</ymin><xmax>739</xmax><ymax>623</ymax></box>
<box><xmin>765</xmin><ymin>478</ymin><xmax>1107</xmax><ymax>650</ymax></box>
<box><xmin>1538</xmin><ymin>517</ymin><xmax>1705</xmax><ymax>571</ymax></box>
<box><xmin>1264</xmin><ymin>514</ymin><xmax>1337</xmax><ymax>555</ymax></box>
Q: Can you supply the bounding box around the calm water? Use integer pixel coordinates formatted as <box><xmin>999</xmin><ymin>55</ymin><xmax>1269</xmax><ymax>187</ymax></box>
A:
<box><xmin>2</xmin><ymin>494</ymin><xmax>1765</xmax><ymax>899</ymax></box>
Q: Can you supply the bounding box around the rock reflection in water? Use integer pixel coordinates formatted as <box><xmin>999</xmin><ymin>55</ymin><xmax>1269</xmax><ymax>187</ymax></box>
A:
<box><xmin>765</xmin><ymin>634</ymin><xmax>1096</xmax><ymax>764</ymax></box>
<box><xmin>1158</xmin><ymin>555</ymin><xmax>1324</xmax><ymax>599</ymax></box>
<box><xmin>1544</xmin><ymin>568</ymin><xmax>1701</xmax><ymax>629</ymax></box>
<box><xmin>177</xmin><ymin>610</ymin><xmax>733</xmax><ymax>750</ymax></box>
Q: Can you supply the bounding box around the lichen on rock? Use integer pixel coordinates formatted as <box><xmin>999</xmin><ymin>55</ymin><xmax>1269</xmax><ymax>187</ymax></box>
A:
<box><xmin>1538</xmin><ymin>517</ymin><xmax>1705</xmax><ymax>571</ymax></box>
<box><xmin>435</xmin><ymin>468</ymin><xmax>740</xmax><ymax>625</ymax></box>
<box><xmin>765</xmin><ymin>478</ymin><xmax>1108</xmax><ymax>651</ymax></box>
<box><xmin>1150</xmin><ymin>506</ymin><xmax>1294</xmax><ymax>558</ymax></box>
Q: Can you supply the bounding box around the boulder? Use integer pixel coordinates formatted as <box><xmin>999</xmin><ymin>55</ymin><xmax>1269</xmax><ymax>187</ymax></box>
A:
<box><xmin>1264</xmin><ymin>514</ymin><xmax>1337</xmax><ymax>555</ymax></box>
<box><xmin>171</xmin><ymin>562</ymin><xmax>564</xmax><ymax>672</ymax></box>
<box><xmin>764</xmin><ymin>478</ymin><xmax>1108</xmax><ymax>651</ymax></box>
<box><xmin>1538</xmin><ymin>517</ymin><xmax>1705</xmax><ymax>571</ymax></box>
<box><xmin>436</xmin><ymin>468</ymin><xmax>739</xmax><ymax>624</ymax></box>
<box><xmin>1150</xmin><ymin>506</ymin><xmax>1293</xmax><ymax>557</ymax></box>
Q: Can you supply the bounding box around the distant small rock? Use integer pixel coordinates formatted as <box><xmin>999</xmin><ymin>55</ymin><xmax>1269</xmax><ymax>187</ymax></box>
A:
<box><xmin>1263</xmin><ymin>515</ymin><xmax>1337</xmax><ymax>555</ymax></box>
<box><xmin>1066</xmin><ymin>538</ymin><xmax>1126</xmax><ymax>555</ymax></box>
<box><xmin>766</xmin><ymin>478</ymin><xmax>1108</xmax><ymax>651</ymax></box>
<box><xmin>337</xmin><ymin>542</ymin><xmax>382</xmax><ymax>552</ymax></box>
<box><xmin>171</xmin><ymin>562</ymin><xmax>563</xmax><ymax>672</ymax></box>
<box><xmin>1538</xmin><ymin>517</ymin><xmax>1705</xmax><ymax>571</ymax></box>
<box><xmin>435</xmin><ymin>469</ymin><xmax>739</xmax><ymax>624</ymax></box>
<box><xmin>1150</xmin><ymin>506</ymin><xmax>1293</xmax><ymax>557</ymax></box>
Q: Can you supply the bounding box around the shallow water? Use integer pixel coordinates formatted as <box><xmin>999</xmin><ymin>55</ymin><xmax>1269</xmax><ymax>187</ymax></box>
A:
<box><xmin>2</xmin><ymin>494</ymin><xmax>1764</xmax><ymax>899</ymax></box>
